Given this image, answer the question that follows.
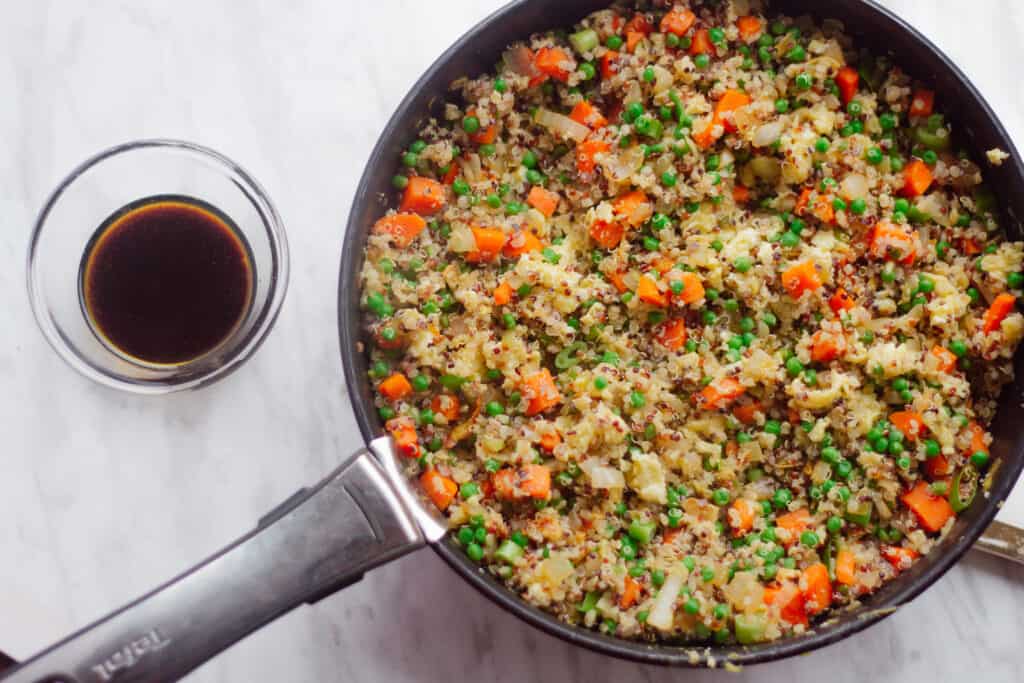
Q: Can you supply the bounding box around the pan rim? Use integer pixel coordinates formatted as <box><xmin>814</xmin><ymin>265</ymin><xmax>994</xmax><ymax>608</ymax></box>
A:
<box><xmin>339</xmin><ymin>0</ymin><xmax>1024</xmax><ymax>667</ymax></box>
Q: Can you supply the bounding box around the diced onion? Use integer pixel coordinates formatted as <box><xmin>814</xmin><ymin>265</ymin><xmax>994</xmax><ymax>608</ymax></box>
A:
<box><xmin>647</xmin><ymin>568</ymin><xmax>687</xmax><ymax>630</ymax></box>
<box><xmin>748</xmin><ymin>156</ymin><xmax>781</xmax><ymax>183</ymax></box>
<box><xmin>652</xmin><ymin>65</ymin><xmax>673</xmax><ymax>94</ymax></box>
<box><xmin>504</xmin><ymin>45</ymin><xmax>539</xmax><ymax>79</ymax></box>
<box><xmin>752</xmin><ymin>121</ymin><xmax>784</xmax><ymax>148</ymax></box>
<box><xmin>840</xmin><ymin>173</ymin><xmax>869</xmax><ymax>200</ymax></box>
<box><xmin>601</xmin><ymin>146</ymin><xmax>645</xmax><ymax>183</ymax></box>
<box><xmin>448</xmin><ymin>222</ymin><xmax>475</xmax><ymax>253</ymax></box>
<box><xmin>537</xmin><ymin>554</ymin><xmax>574</xmax><ymax>589</ymax></box>
<box><xmin>580</xmin><ymin>458</ymin><xmax>625</xmax><ymax>489</ymax></box>
<box><xmin>460</xmin><ymin>154</ymin><xmax>483</xmax><ymax>183</ymax></box>
<box><xmin>535</xmin><ymin>108</ymin><xmax>591</xmax><ymax>143</ymax></box>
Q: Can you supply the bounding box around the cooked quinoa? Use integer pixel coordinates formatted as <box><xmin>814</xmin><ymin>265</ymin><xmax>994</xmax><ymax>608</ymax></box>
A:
<box><xmin>359</xmin><ymin>0</ymin><xmax>1024</xmax><ymax>645</ymax></box>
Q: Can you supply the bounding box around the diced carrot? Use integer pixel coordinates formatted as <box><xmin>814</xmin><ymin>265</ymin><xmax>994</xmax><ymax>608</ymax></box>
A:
<box><xmin>983</xmin><ymin>293</ymin><xmax>1016</xmax><ymax>334</ymax></box>
<box><xmin>776</xmin><ymin>508</ymin><xmax>812</xmax><ymax>546</ymax></box>
<box><xmin>493</xmin><ymin>464</ymin><xmax>552</xmax><ymax>500</ymax></box>
<box><xmin>538</xmin><ymin>430</ymin><xmax>561</xmax><ymax>453</ymax></box>
<box><xmin>387</xmin><ymin>417</ymin><xmax>420</xmax><ymax>458</ymax></box>
<box><xmin>795</xmin><ymin>187</ymin><xmax>836</xmax><ymax>224</ymax></box>
<box><xmin>902</xmin><ymin>160</ymin><xmax>934</xmax><ymax>197</ymax></box>
<box><xmin>442</xmin><ymin>163</ymin><xmax>459</xmax><ymax>185</ymax></box>
<box><xmin>662</xmin><ymin>527</ymin><xmax>683</xmax><ymax>545</ymax></box>
<box><xmin>835</xmin><ymin>549</ymin><xmax>857</xmax><ymax>586</ymax></box>
<box><xmin>465</xmin><ymin>226</ymin><xmax>507</xmax><ymax>263</ymax></box>
<box><xmin>694</xmin><ymin>376</ymin><xmax>746</xmax><ymax>411</ymax></box>
<box><xmin>626</xmin><ymin>30</ymin><xmax>645</xmax><ymax>53</ymax></box>
<box><xmin>637</xmin><ymin>274</ymin><xmax>668</xmax><ymax>307</ymax></box>
<box><xmin>569</xmin><ymin>100</ymin><xmax>608</xmax><ymax>129</ymax></box>
<box><xmin>372</xmin><ymin>212</ymin><xmax>427</xmax><ymax>249</ymax></box>
<box><xmin>600</xmin><ymin>50</ymin><xmax>621</xmax><ymax>79</ymax></box>
<box><xmin>577</xmin><ymin>139</ymin><xmax>610</xmax><ymax>173</ymax></box>
<box><xmin>590</xmin><ymin>220</ymin><xmax>625</xmax><ymax>249</ymax></box>
<box><xmin>466</xmin><ymin>111</ymin><xmax>498</xmax><ymax>145</ymax></box>
<box><xmin>724</xmin><ymin>440</ymin><xmax>739</xmax><ymax>458</ymax></box>
<box><xmin>534</xmin><ymin>46</ymin><xmax>573</xmax><ymax>82</ymax></box>
<box><xmin>902</xmin><ymin>480</ymin><xmax>955</xmax><ymax>533</ymax></box>
<box><xmin>801</xmin><ymin>563</ymin><xmax>832</xmax><ymax>616</ymax></box>
<box><xmin>966</xmin><ymin>421</ymin><xmax>989</xmax><ymax>456</ymax></box>
<box><xmin>374</xmin><ymin>326</ymin><xmax>404</xmax><ymax>350</ymax></box>
<box><xmin>881</xmin><ymin>545</ymin><xmax>919</xmax><ymax>572</ymax></box>
<box><xmin>692</xmin><ymin>123</ymin><xmax>716</xmax><ymax>149</ymax></box>
<box><xmin>829</xmin><ymin>288</ymin><xmax>856</xmax><ymax>315</ymax></box>
<box><xmin>523</xmin><ymin>368</ymin><xmax>562</xmax><ymax>416</ymax></box>
<box><xmin>736</xmin><ymin>16</ymin><xmax>763</xmax><ymax>43</ymax></box>
<box><xmin>689</xmin><ymin>27</ymin><xmax>713</xmax><ymax>55</ymax></box>
<box><xmin>526</xmin><ymin>186</ymin><xmax>560</xmax><ymax>217</ymax></box>
<box><xmin>378</xmin><ymin>372</ymin><xmax>412</xmax><ymax>401</ymax></box>
<box><xmin>399</xmin><ymin>176</ymin><xmax>446</xmax><ymax>215</ymax></box>
<box><xmin>732</xmin><ymin>400</ymin><xmax>763</xmax><ymax>425</ymax></box>
<box><xmin>836</xmin><ymin>66</ymin><xmax>860</xmax><ymax>105</ymax></box>
<box><xmin>868</xmin><ymin>221</ymin><xmax>918</xmax><ymax>265</ymax></box>
<box><xmin>494</xmin><ymin>281</ymin><xmax>513</xmax><ymax>306</ymax></box>
<box><xmin>502</xmin><ymin>229</ymin><xmax>543</xmax><ymax>258</ymax></box>
<box><xmin>909</xmin><ymin>89</ymin><xmax>935</xmax><ymax>118</ymax></box>
<box><xmin>924</xmin><ymin>454</ymin><xmax>951</xmax><ymax>479</ymax></box>
<box><xmin>620</xmin><ymin>575</ymin><xmax>642</xmax><ymax>608</ymax></box>
<box><xmin>810</xmin><ymin>330</ymin><xmax>847</xmax><ymax>363</ymax></box>
<box><xmin>655</xmin><ymin>318</ymin><xmax>688</xmax><ymax>351</ymax></box>
<box><xmin>729</xmin><ymin>498</ymin><xmax>757</xmax><ymax>537</ymax></box>
<box><xmin>763</xmin><ymin>585</ymin><xmax>809</xmax><ymax>626</ymax></box>
<box><xmin>668</xmin><ymin>271</ymin><xmax>705</xmax><ymax>305</ymax></box>
<box><xmin>613</xmin><ymin>190</ymin><xmax>653</xmax><ymax>226</ymax></box>
<box><xmin>960</xmin><ymin>237</ymin><xmax>983</xmax><ymax>256</ymax></box>
<box><xmin>732</xmin><ymin>184</ymin><xmax>752</xmax><ymax>203</ymax></box>
<box><xmin>652</xmin><ymin>257</ymin><xmax>675</xmax><ymax>275</ymax></box>
<box><xmin>781</xmin><ymin>260</ymin><xmax>823</xmax><ymax>299</ymax></box>
<box><xmin>714</xmin><ymin>89</ymin><xmax>752</xmax><ymax>132</ymax></box>
<box><xmin>660</xmin><ymin>8</ymin><xmax>696</xmax><ymax>36</ymax></box>
<box><xmin>890</xmin><ymin>411</ymin><xmax>926</xmax><ymax>441</ymax></box>
<box><xmin>624</xmin><ymin>13</ymin><xmax>653</xmax><ymax>36</ymax></box>
<box><xmin>420</xmin><ymin>469</ymin><xmax>457</xmax><ymax>510</ymax></box>
<box><xmin>430</xmin><ymin>393</ymin><xmax>461</xmax><ymax>423</ymax></box>
<box><xmin>608</xmin><ymin>269</ymin><xmax>629</xmax><ymax>293</ymax></box>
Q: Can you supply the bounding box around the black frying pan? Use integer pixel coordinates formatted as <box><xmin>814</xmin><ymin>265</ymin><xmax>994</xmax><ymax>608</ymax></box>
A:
<box><xmin>5</xmin><ymin>0</ymin><xmax>1024</xmax><ymax>680</ymax></box>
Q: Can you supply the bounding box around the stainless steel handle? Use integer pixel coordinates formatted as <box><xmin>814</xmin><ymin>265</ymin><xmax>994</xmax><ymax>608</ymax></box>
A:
<box><xmin>976</xmin><ymin>520</ymin><xmax>1024</xmax><ymax>564</ymax></box>
<box><xmin>1</xmin><ymin>445</ymin><xmax>424</xmax><ymax>683</ymax></box>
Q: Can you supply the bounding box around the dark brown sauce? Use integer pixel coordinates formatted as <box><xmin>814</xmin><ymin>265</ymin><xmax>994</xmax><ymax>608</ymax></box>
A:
<box><xmin>81</xmin><ymin>195</ymin><xmax>252</xmax><ymax>365</ymax></box>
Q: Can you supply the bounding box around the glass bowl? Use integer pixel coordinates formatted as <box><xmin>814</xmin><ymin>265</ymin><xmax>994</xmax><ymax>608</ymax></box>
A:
<box><xmin>27</xmin><ymin>139</ymin><xmax>289</xmax><ymax>394</ymax></box>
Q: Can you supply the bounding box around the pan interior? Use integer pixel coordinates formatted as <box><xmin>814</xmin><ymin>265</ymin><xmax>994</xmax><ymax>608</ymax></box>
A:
<box><xmin>339</xmin><ymin>0</ymin><xmax>1024</xmax><ymax>666</ymax></box>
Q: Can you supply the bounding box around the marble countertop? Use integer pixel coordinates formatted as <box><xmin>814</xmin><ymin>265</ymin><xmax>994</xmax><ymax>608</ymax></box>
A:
<box><xmin>1</xmin><ymin>1</ymin><xmax>1022</xmax><ymax>681</ymax></box>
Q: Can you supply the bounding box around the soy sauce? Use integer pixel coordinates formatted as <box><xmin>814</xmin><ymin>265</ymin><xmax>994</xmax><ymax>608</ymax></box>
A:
<box><xmin>81</xmin><ymin>195</ymin><xmax>253</xmax><ymax>365</ymax></box>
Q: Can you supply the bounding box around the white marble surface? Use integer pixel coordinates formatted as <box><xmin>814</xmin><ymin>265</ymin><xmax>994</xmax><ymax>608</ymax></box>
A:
<box><xmin>1</xmin><ymin>1</ymin><xmax>1023</xmax><ymax>681</ymax></box>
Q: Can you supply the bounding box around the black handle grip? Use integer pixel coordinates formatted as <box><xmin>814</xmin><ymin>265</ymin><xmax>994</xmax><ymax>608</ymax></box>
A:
<box><xmin>1</xmin><ymin>449</ymin><xmax>423</xmax><ymax>683</ymax></box>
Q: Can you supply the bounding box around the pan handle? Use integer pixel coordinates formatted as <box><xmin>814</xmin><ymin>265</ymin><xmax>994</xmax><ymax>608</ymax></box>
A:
<box><xmin>2</xmin><ymin>443</ymin><xmax>425</xmax><ymax>683</ymax></box>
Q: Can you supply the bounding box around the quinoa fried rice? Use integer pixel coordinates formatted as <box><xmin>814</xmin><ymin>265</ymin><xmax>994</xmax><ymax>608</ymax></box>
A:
<box><xmin>359</xmin><ymin>0</ymin><xmax>1023</xmax><ymax>645</ymax></box>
